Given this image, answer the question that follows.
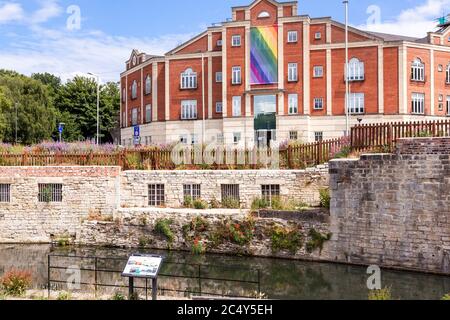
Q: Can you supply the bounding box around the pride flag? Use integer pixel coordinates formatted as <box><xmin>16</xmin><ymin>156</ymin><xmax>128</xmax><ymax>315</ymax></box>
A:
<box><xmin>250</xmin><ymin>26</ymin><xmax>278</xmax><ymax>85</ymax></box>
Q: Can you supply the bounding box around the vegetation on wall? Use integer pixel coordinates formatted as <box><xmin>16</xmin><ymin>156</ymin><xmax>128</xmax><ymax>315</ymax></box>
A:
<box><xmin>0</xmin><ymin>269</ymin><xmax>32</xmax><ymax>296</ymax></box>
<box><xmin>319</xmin><ymin>189</ymin><xmax>331</xmax><ymax>209</ymax></box>
<box><xmin>154</xmin><ymin>219</ymin><xmax>175</xmax><ymax>243</ymax></box>
<box><xmin>368</xmin><ymin>287</ymin><xmax>392</xmax><ymax>301</ymax></box>
<box><xmin>270</xmin><ymin>225</ymin><xmax>303</xmax><ymax>254</ymax></box>
<box><xmin>306</xmin><ymin>229</ymin><xmax>332</xmax><ymax>254</ymax></box>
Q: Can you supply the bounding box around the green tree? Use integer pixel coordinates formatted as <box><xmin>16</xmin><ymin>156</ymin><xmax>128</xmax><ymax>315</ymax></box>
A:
<box><xmin>54</xmin><ymin>76</ymin><xmax>119</xmax><ymax>143</ymax></box>
<box><xmin>0</xmin><ymin>87</ymin><xmax>12</xmax><ymax>141</ymax></box>
<box><xmin>0</xmin><ymin>70</ymin><xmax>57</xmax><ymax>145</ymax></box>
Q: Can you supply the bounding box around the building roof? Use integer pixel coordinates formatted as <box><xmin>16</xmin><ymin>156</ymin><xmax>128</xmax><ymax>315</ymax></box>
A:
<box><xmin>364</xmin><ymin>31</ymin><xmax>420</xmax><ymax>42</ymax></box>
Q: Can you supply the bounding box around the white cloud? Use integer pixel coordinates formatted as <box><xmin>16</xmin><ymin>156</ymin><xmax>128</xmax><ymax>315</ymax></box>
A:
<box><xmin>0</xmin><ymin>26</ymin><xmax>195</xmax><ymax>82</ymax></box>
<box><xmin>358</xmin><ymin>0</ymin><xmax>450</xmax><ymax>38</ymax></box>
<box><xmin>30</xmin><ymin>0</ymin><xmax>62</xmax><ymax>24</ymax></box>
<box><xmin>0</xmin><ymin>2</ymin><xmax>24</xmax><ymax>24</ymax></box>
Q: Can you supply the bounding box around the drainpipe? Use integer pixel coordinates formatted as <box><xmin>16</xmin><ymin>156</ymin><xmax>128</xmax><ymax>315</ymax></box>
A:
<box><xmin>202</xmin><ymin>53</ymin><xmax>206</xmax><ymax>145</ymax></box>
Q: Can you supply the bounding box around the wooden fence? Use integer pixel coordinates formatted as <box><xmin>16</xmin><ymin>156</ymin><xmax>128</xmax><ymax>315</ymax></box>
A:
<box><xmin>351</xmin><ymin>119</ymin><xmax>450</xmax><ymax>152</ymax></box>
<box><xmin>0</xmin><ymin>138</ymin><xmax>348</xmax><ymax>170</ymax></box>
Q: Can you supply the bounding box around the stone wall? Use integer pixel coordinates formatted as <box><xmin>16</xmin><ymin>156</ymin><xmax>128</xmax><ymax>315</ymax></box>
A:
<box><xmin>329</xmin><ymin>137</ymin><xmax>450</xmax><ymax>274</ymax></box>
<box><xmin>0</xmin><ymin>167</ymin><xmax>120</xmax><ymax>243</ymax></box>
<box><xmin>77</xmin><ymin>207</ymin><xmax>332</xmax><ymax>261</ymax></box>
<box><xmin>120</xmin><ymin>166</ymin><xmax>329</xmax><ymax>209</ymax></box>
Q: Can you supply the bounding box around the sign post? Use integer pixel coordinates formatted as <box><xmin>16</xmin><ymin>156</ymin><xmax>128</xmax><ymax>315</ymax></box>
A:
<box><xmin>58</xmin><ymin>123</ymin><xmax>65</xmax><ymax>143</ymax></box>
<box><xmin>122</xmin><ymin>254</ymin><xmax>163</xmax><ymax>300</ymax></box>
<box><xmin>133</xmin><ymin>125</ymin><xmax>141</xmax><ymax>146</ymax></box>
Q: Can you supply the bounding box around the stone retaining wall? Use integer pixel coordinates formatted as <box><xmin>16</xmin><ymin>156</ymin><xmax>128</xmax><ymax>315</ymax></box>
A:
<box><xmin>0</xmin><ymin>167</ymin><xmax>120</xmax><ymax>243</ymax></box>
<box><xmin>120</xmin><ymin>167</ymin><xmax>329</xmax><ymax>209</ymax></box>
<box><xmin>77</xmin><ymin>208</ymin><xmax>332</xmax><ymax>261</ymax></box>
<box><xmin>329</xmin><ymin>137</ymin><xmax>450</xmax><ymax>274</ymax></box>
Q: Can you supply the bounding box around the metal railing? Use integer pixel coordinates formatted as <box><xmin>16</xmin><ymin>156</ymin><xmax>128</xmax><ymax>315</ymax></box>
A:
<box><xmin>47</xmin><ymin>254</ymin><xmax>262</xmax><ymax>300</ymax></box>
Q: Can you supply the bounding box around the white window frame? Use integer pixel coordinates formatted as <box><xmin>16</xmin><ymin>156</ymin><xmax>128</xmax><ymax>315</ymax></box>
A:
<box><xmin>288</xmin><ymin>94</ymin><xmax>298</xmax><ymax>114</ymax></box>
<box><xmin>347</xmin><ymin>58</ymin><xmax>365</xmax><ymax>81</ymax></box>
<box><xmin>411</xmin><ymin>58</ymin><xmax>425</xmax><ymax>82</ymax></box>
<box><xmin>447</xmin><ymin>96</ymin><xmax>450</xmax><ymax>116</ymax></box>
<box><xmin>180</xmin><ymin>68</ymin><xmax>198</xmax><ymax>89</ymax></box>
<box><xmin>217</xmin><ymin>39</ymin><xmax>223</xmax><ymax>47</ymax></box>
<box><xmin>446</xmin><ymin>64</ymin><xmax>450</xmax><ymax>84</ymax></box>
<box><xmin>348</xmin><ymin>93</ymin><xmax>365</xmax><ymax>114</ymax></box>
<box><xmin>288</xmin><ymin>63</ymin><xmax>298</xmax><ymax>82</ymax></box>
<box><xmin>215</xmin><ymin>72</ymin><xmax>223</xmax><ymax>83</ymax></box>
<box><xmin>216</xmin><ymin>102</ymin><xmax>223</xmax><ymax>113</ymax></box>
<box><xmin>232</xmin><ymin>66</ymin><xmax>242</xmax><ymax>85</ymax></box>
<box><xmin>411</xmin><ymin>93</ymin><xmax>425</xmax><ymax>114</ymax></box>
<box><xmin>233</xmin><ymin>132</ymin><xmax>242</xmax><ymax>144</ymax></box>
<box><xmin>287</xmin><ymin>31</ymin><xmax>298</xmax><ymax>43</ymax></box>
<box><xmin>131</xmin><ymin>108</ymin><xmax>138</xmax><ymax>126</ymax></box>
<box><xmin>145</xmin><ymin>75</ymin><xmax>151</xmax><ymax>95</ymax></box>
<box><xmin>314</xmin><ymin>32</ymin><xmax>322</xmax><ymax>40</ymax></box>
<box><xmin>232</xmin><ymin>35</ymin><xmax>241</xmax><ymax>47</ymax></box>
<box><xmin>313</xmin><ymin>66</ymin><xmax>324</xmax><ymax>78</ymax></box>
<box><xmin>181</xmin><ymin>100</ymin><xmax>198</xmax><ymax>120</ymax></box>
<box><xmin>232</xmin><ymin>96</ymin><xmax>241</xmax><ymax>117</ymax></box>
<box><xmin>131</xmin><ymin>80</ymin><xmax>138</xmax><ymax>99</ymax></box>
<box><xmin>315</xmin><ymin>132</ymin><xmax>324</xmax><ymax>142</ymax></box>
<box><xmin>289</xmin><ymin>131</ymin><xmax>298</xmax><ymax>141</ymax></box>
<box><xmin>145</xmin><ymin>104</ymin><xmax>152</xmax><ymax>123</ymax></box>
<box><xmin>314</xmin><ymin>98</ymin><xmax>324</xmax><ymax>110</ymax></box>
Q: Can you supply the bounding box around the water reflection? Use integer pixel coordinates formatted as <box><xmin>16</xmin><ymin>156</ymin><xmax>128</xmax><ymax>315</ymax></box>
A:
<box><xmin>0</xmin><ymin>244</ymin><xmax>449</xmax><ymax>300</ymax></box>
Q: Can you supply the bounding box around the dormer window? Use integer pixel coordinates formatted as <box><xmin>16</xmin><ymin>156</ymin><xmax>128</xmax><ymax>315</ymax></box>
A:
<box><xmin>131</xmin><ymin>80</ymin><xmax>138</xmax><ymax>99</ymax></box>
<box><xmin>258</xmin><ymin>11</ymin><xmax>270</xmax><ymax>19</ymax></box>
<box><xmin>411</xmin><ymin>58</ymin><xmax>425</xmax><ymax>82</ymax></box>
<box><xmin>181</xmin><ymin>68</ymin><xmax>197</xmax><ymax>89</ymax></box>
<box><xmin>132</xmin><ymin>55</ymin><xmax>137</xmax><ymax>66</ymax></box>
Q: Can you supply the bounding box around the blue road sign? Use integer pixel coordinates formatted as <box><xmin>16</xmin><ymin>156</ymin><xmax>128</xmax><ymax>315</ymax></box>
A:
<box><xmin>134</xmin><ymin>126</ymin><xmax>140</xmax><ymax>137</ymax></box>
<box><xmin>58</xmin><ymin>123</ymin><xmax>65</xmax><ymax>134</ymax></box>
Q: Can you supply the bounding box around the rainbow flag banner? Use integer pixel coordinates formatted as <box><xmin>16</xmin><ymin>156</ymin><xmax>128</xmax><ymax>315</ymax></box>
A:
<box><xmin>250</xmin><ymin>26</ymin><xmax>278</xmax><ymax>85</ymax></box>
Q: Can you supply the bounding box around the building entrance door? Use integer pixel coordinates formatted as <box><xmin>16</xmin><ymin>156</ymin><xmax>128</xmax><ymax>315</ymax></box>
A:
<box><xmin>254</xmin><ymin>95</ymin><xmax>277</xmax><ymax>148</ymax></box>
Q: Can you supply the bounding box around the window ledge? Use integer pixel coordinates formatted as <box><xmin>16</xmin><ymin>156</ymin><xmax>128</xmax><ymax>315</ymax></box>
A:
<box><xmin>180</xmin><ymin>87</ymin><xmax>198</xmax><ymax>90</ymax></box>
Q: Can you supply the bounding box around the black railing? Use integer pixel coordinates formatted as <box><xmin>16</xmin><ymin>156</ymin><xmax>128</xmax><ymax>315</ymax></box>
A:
<box><xmin>47</xmin><ymin>254</ymin><xmax>262</xmax><ymax>300</ymax></box>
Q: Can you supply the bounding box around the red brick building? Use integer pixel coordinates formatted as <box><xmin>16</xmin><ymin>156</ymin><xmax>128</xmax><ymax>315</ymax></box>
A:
<box><xmin>120</xmin><ymin>0</ymin><xmax>450</xmax><ymax>146</ymax></box>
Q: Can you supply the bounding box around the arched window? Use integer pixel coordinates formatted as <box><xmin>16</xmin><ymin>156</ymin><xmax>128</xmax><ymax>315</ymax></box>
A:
<box><xmin>180</xmin><ymin>68</ymin><xmax>197</xmax><ymax>89</ymax></box>
<box><xmin>411</xmin><ymin>58</ymin><xmax>425</xmax><ymax>81</ymax></box>
<box><xmin>258</xmin><ymin>11</ymin><xmax>270</xmax><ymax>18</ymax></box>
<box><xmin>145</xmin><ymin>75</ymin><xmax>151</xmax><ymax>95</ymax></box>
<box><xmin>131</xmin><ymin>80</ymin><xmax>138</xmax><ymax>99</ymax></box>
<box><xmin>347</xmin><ymin>58</ymin><xmax>365</xmax><ymax>81</ymax></box>
<box><xmin>446</xmin><ymin>63</ymin><xmax>450</xmax><ymax>84</ymax></box>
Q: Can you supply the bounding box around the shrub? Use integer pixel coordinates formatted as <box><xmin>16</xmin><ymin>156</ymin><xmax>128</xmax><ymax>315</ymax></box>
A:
<box><xmin>193</xmin><ymin>199</ymin><xmax>208</xmax><ymax>210</ymax></box>
<box><xmin>306</xmin><ymin>229</ymin><xmax>332</xmax><ymax>254</ymax></box>
<box><xmin>111</xmin><ymin>292</ymin><xmax>126</xmax><ymax>300</ymax></box>
<box><xmin>222</xmin><ymin>197</ymin><xmax>240</xmax><ymax>209</ymax></box>
<box><xmin>56</xmin><ymin>236</ymin><xmax>71</xmax><ymax>247</ymax></box>
<box><xmin>217</xmin><ymin>218</ymin><xmax>255</xmax><ymax>246</ymax></box>
<box><xmin>0</xmin><ymin>269</ymin><xmax>32</xmax><ymax>296</ymax></box>
<box><xmin>251</xmin><ymin>198</ymin><xmax>270</xmax><ymax>211</ymax></box>
<box><xmin>319</xmin><ymin>189</ymin><xmax>331</xmax><ymax>209</ymax></box>
<box><xmin>333</xmin><ymin>146</ymin><xmax>352</xmax><ymax>159</ymax></box>
<box><xmin>184</xmin><ymin>196</ymin><xmax>194</xmax><ymax>208</ymax></box>
<box><xmin>271</xmin><ymin>226</ymin><xmax>303</xmax><ymax>254</ymax></box>
<box><xmin>154</xmin><ymin>219</ymin><xmax>174</xmax><ymax>243</ymax></box>
<box><xmin>368</xmin><ymin>287</ymin><xmax>392</xmax><ymax>300</ymax></box>
<box><xmin>209</xmin><ymin>198</ymin><xmax>221</xmax><ymax>209</ymax></box>
<box><xmin>442</xmin><ymin>294</ymin><xmax>450</xmax><ymax>301</ymax></box>
<box><xmin>57</xmin><ymin>291</ymin><xmax>71</xmax><ymax>300</ymax></box>
<box><xmin>191</xmin><ymin>238</ymin><xmax>206</xmax><ymax>255</ymax></box>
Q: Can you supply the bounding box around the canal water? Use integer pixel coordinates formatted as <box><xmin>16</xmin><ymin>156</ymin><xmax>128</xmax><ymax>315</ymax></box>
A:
<box><xmin>0</xmin><ymin>244</ymin><xmax>449</xmax><ymax>300</ymax></box>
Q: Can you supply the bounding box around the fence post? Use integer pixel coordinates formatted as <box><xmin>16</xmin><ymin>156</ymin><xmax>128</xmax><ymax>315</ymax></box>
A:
<box><xmin>387</xmin><ymin>124</ymin><xmax>393</xmax><ymax>152</ymax></box>
<box><xmin>47</xmin><ymin>255</ymin><xmax>51</xmax><ymax>299</ymax></box>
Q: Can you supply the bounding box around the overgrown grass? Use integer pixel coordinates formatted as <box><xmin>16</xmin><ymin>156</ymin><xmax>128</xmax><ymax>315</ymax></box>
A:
<box><xmin>319</xmin><ymin>189</ymin><xmax>330</xmax><ymax>209</ymax></box>
<box><xmin>368</xmin><ymin>287</ymin><xmax>392</xmax><ymax>300</ymax></box>
<box><xmin>222</xmin><ymin>197</ymin><xmax>241</xmax><ymax>209</ymax></box>
<box><xmin>306</xmin><ymin>229</ymin><xmax>332</xmax><ymax>254</ymax></box>
<box><xmin>0</xmin><ymin>269</ymin><xmax>32</xmax><ymax>297</ymax></box>
<box><xmin>154</xmin><ymin>219</ymin><xmax>174</xmax><ymax>243</ymax></box>
<box><xmin>271</xmin><ymin>226</ymin><xmax>303</xmax><ymax>254</ymax></box>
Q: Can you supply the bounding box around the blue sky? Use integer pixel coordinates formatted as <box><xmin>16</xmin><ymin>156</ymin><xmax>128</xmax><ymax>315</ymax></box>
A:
<box><xmin>0</xmin><ymin>0</ymin><xmax>448</xmax><ymax>82</ymax></box>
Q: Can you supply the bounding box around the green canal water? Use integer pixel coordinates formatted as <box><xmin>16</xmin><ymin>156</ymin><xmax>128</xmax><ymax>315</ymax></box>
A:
<box><xmin>0</xmin><ymin>244</ymin><xmax>449</xmax><ymax>300</ymax></box>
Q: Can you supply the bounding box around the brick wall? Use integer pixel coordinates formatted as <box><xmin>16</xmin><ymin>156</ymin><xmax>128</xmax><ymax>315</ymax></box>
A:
<box><xmin>328</xmin><ymin>137</ymin><xmax>450</xmax><ymax>274</ymax></box>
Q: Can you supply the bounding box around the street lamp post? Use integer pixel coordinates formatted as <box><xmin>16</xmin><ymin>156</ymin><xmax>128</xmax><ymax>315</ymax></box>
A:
<box><xmin>88</xmin><ymin>73</ymin><xmax>100</xmax><ymax>145</ymax></box>
<box><xmin>343</xmin><ymin>0</ymin><xmax>350</xmax><ymax>136</ymax></box>
<box><xmin>15</xmin><ymin>102</ymin><xmax>18</xmax><ymax>144</ymax></box>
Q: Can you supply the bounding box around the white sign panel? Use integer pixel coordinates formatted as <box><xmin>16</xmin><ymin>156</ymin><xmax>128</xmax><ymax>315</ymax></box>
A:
<box><xmin>122</xmin><ymin>255</ymin><xmax>163</xmax><ymax>279</ymax></box>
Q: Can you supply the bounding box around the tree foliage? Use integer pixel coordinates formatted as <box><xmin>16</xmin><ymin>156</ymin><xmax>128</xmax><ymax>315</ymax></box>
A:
<box><xmin>0</xmin><ymin>70</ymin><xmax>120</xmax><ymax>145</ymax></box>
